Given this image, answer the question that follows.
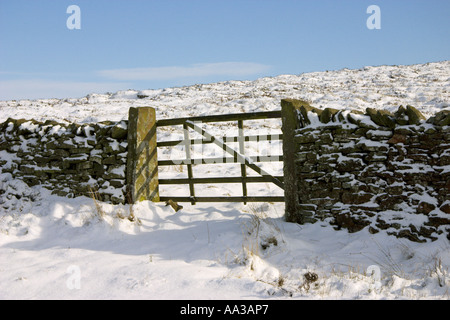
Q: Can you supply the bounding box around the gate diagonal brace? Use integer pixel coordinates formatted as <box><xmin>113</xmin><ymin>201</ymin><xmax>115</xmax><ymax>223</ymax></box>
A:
<box><xmin>184</xmin><ymin>120</ymin><xmax>284</xmax><ymax>190</ymax></box>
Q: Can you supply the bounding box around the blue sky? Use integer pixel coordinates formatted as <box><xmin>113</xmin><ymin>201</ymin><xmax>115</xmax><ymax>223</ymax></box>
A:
<box><xmin>0</xmin><ymin>0</ymin><xmax>449</xmax><ymax>100</ymax></box>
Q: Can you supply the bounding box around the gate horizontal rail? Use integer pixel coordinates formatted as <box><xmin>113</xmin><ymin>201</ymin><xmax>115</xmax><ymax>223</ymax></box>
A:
<box><xmin>158</xmin><ymin>155</ymin><xmax>283</xmax><ymax>166</ymax></box>
<box><xmin>157</xmin><ymin>133</ymin><xmax>283</xmax><ymax>148</ymax></box>
<box><xmin>159</xmin><ymin>196</ymin><xmax>285</xmax><ymax>203</ymax></box>
<box><xmin>159</xmin><ymin>176</ymin><xmax>284</xmax><ymax>185</ymax></box>
<box><xmin>156</xmin><ymin>110</ymin><xmax>282</xmax><ymax>127</ymax></box>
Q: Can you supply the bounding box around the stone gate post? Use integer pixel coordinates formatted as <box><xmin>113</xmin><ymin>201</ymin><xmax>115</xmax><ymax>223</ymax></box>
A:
<box><xmin>126</xmin><ymin>107</ymin><xmax>159</xmax><ymax>203</ymax></box>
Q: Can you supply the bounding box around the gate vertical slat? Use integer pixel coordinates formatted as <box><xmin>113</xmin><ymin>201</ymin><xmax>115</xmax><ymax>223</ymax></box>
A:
<box><xmin>183</xmin><ymin>123</ymin><xmax>196</xmax><ymax>204</ymax></box>
<box><xmin>238</xmin><ymin>120</ymin><xmax>247</xmax><ymax>204</ymax></box>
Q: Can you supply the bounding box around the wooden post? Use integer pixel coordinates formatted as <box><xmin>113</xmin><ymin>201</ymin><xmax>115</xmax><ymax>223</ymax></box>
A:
<box><xmin>183</xmin><ymin>123</ymin><xmax>196</xmax><ymax>204</ymax></box>
<box><xmin>238</xmin><ymin>120</ymin><xmax>248</xmax><ymax>204</ymax></box>
<box><xmin>126</xmin><ymin>107</ymin><xmax>159</xmax><ymax>203</ymax></box>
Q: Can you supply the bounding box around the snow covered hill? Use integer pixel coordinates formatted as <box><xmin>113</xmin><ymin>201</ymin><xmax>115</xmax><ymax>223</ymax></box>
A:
<box><xmin>1</xmin><ymin>61</ymin><xmax>448</xmax><ymax>124</ymax></box>
<box><xmin>0</xmin><ymin>61</ymin><xmax>449</xmax><ymax>300</ymax></box>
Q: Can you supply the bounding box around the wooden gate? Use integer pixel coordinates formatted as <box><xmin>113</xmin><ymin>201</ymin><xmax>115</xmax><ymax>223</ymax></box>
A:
<box><xmin>155</xmin><ymin>111</ymin><xmax>284</xmax><ymax>204</ymax></box>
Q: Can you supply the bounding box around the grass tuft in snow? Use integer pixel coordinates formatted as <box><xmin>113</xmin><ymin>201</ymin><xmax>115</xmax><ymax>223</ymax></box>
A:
<box><xmin>86</xmin><ymin>187</ymin><xmax>141</xmax><ymax>227</ymax></box>
<box><xmin>89</xmin><ymin>188</ymin><xmax>106</xmax><ymax>221</ymax></box>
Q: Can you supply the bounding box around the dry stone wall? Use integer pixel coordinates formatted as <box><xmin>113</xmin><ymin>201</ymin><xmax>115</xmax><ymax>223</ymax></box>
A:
<box><xmin>282</xmin><ymin>99</ymin><xmax>450</xmax><ymax>242</ymax></box>
<box><xmin>0</xmin><ymin>118</ymin><xmax>128</xmax><ymax>204</ymax></box>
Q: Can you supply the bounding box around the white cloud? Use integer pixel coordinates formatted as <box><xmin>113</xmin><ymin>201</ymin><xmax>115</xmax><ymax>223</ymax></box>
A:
<box><xmin>97</xmin><ymin>62</ymin><xmax>271</xmax><ymax>81</ymax></box>
<box><xmin>0</xmin><ymin>79</ymin><xmax>130</xmax><ymax>100</ymax></box>
<box><xmin>0</xmin><ymin>62</ymin><xmax>271</xmax><ymax>100</ymax></box>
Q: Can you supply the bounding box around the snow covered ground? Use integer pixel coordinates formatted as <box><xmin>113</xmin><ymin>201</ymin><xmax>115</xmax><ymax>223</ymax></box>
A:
<box><xmin>0</xmin><ymin>61</ymin><xmax>449</xmax><ymax>300</ymax></box>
